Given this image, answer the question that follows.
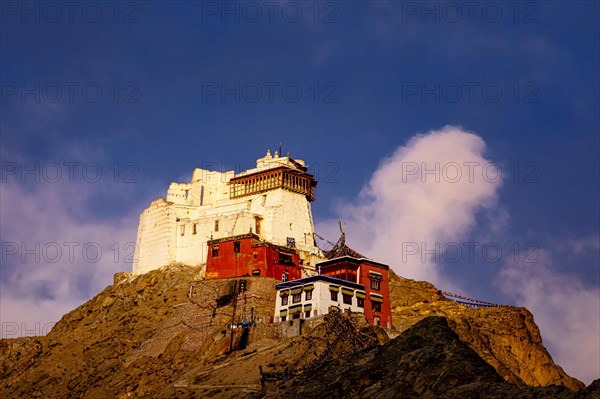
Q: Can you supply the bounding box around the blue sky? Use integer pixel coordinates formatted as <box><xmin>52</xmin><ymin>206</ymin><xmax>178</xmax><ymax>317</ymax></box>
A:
<box><xmin>1</xmin><ymin>0</ymin><xmax>598</xmax><ymax>384</ymax></box>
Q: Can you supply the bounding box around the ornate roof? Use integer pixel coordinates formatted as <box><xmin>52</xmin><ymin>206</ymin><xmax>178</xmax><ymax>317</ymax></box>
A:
<box><xmin>322</xmin><ymin>221</ymin><xmax>366</xmax><ymax>259</ymax></box>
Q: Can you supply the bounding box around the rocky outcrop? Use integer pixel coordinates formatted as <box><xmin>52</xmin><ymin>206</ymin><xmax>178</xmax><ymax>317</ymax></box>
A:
<box><xmin>0</xmin><ymin>264</ymin><xmax>284</xmax><ymax>398</ymax></box>
<box><xmin>388</xmin><ymin>272</ymin><xmax>584</xmax><ymax>390</ymax></box>
<box><xmin>0</xmin><ymin>264</ymin><xmax>594</xmax><ymax>398</ymax></box>
<box><xmin>256</xmin><ymin>317</ymin><xmax>598</xmax><ymax>399</ymax></box>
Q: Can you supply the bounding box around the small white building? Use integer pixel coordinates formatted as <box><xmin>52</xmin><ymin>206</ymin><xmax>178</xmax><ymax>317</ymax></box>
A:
<box><xmin>274</xmin><ymin>275</ymin><xmax>367</xmax><ymax>322</ymax></box>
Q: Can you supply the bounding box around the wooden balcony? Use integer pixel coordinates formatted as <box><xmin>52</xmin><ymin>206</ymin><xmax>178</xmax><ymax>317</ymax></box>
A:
<box><xmin>229</xmin><ymin>166</ymin><xmax>316</xmax><ymax>201</ymax></box>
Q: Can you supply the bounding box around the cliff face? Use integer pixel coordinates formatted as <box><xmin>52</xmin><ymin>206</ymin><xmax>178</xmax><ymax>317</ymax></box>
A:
<box><xmin>0</xmin><ymin>265</ymin><xmax>594</xmax><ymax>398</ymax></box>
<box><xmin>388</xmin><ymin>271</ymin><xmax>584</xmax><ymax>390</ymax></box>
<box><xmin>0</xmin><ymin>264</ymin><xmax>284</xmax><ymax>398</ymax></box>
<box><xmin>258</xmin><ymin>316</ymin><xmax>599</xmax><ymax>399</ymax></box>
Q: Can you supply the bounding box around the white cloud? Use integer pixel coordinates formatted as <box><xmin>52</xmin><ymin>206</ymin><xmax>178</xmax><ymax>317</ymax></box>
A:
<box><xmin>499</xmin><ymin>251</ymin><xmax>600</xmax><ymax>385</ymax></box>
<box><xmin>315</xmin><ymin>126</ymin><xmax>599</xmax><ymax>384</ymax></box>
<box><xmin>0</xmin><ymin>177</ymin><xmax>139</xmax><ymax>338</ymax></box>
<box><xmin>567</xmin><ymin>234</ymin><xmax>600</xmax><ymax>256</ymax></box>
<box><xmin>317</xmin><ymin>125</ymin><xmax>502</xmax><ymax>287</ymax></box>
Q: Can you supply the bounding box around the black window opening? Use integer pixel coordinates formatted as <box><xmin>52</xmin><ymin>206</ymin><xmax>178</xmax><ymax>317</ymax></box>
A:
<box><xmin>233</xmin><ymin>241</ymin><xmax>241</xmax><ymax>254</ymax></box>
<box><xmin>357</xmin><ymin>298</ymin><xmax>365</xmax><ymax>308</ymax></box>
<box><xmin>252</xmin><ymin>270</ymin><xmax>260</xmax><ymax>276</ymax></box>
<box><xmin>193</xmin><ymin>224</ymin><xmax>197</xmax><ymax>235</ymax></box>
<box><xmin>281</xmin><ymin>316</ymin><xmax>287</xmax><ymax>322</ymax></box>
<box><xmin>304</xmin><ymin>310</ymin><xmax>311</xmax><ymax>318</ymax></box>
<box><xmin>330</xmin><ymin>291</ymin><xmax>338</xmax><ymax>301</ymax></box>
<box><xmin>305</xmin><ymin>291</ymin><xmax>312</xmax><ymax>301</ymax></box>
<box><xmin>292</xmin><ymin>313</ymin><xmax>301</xmax><ymax>320</ymax></box>
<box><xmin>287</xmin><ymin>237</ymin><xmax>296</xmax><ymax>247</ymax></box>
<box><xmin>372</xmin><ymin>301</ymin><xmax>382</xmax><ymax>313</ymax></box>
<box><xmin>342</xmin><ymin>294</ymin><xmax>352</xmax><ymax>305</ymax></box>
<box><xmin>214</xmin><ymin>220</ymin><xmax>219</xmax><ymax>232</ymax></box>
<box><xmin>281</xmin><ymin>295</ymin><xmax>288</xmax><ymax>306</ymax></box>
<box><xmin>278</xmin><ymin>252</ymin><xmax>293</xmax><ymax>265</ymax></box>
<box><xmin>212</xmin><ymin>245</ymin><xmax>219</xmax><ymax>257</ymax></box>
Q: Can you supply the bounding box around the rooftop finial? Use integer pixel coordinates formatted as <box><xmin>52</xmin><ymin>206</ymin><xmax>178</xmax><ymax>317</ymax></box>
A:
<box><xmin>266</xmin><ymin>149</ymin><xmax>272</xmax><ymax>158</ymax></box>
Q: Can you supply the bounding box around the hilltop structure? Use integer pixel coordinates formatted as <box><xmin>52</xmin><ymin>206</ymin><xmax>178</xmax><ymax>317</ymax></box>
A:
<box><xmin>274</xmin><ymin>256</ymin><xmax>393</xmax><ymax>328</ymax></box>
<box><xmin>133</xmin><ymin>150</ymin><xmax>393</xmax><ymax>329</ymax></box>
<box><xmin>133</xmin><ymin>150</ymin><xmax>325</xmax><ymax>275</ymax></box>
<box><xmin>204</xmin><ymin>233</ymin><xmax>303</xmax><ymax>281</ymax></box>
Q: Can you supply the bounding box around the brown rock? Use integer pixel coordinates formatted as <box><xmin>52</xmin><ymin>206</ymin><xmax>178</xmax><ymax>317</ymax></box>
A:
<box><xmin>388</xmin><ymin>272</ymin><xmax>584</xmax><ymax>390</ymax></box>
<box><xmin>0</xmin><ymin>264</ymin><xmax>591</xmax><ymax>399</ymax></box>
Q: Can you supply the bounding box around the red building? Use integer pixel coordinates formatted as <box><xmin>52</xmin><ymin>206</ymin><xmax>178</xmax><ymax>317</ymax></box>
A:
<box><xmin>318</xmin><ymin>256</ymin><xmax>393</xmax><ymax>328</ymax></box>
<box><xmin>206</xmin><ymin>233</ymin><xmax>302</xmax><ymax>281</ymax></box>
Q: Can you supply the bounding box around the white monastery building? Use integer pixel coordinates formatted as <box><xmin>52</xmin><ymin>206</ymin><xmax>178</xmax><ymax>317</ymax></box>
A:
<box><xmin>274</xmin><ymin>275</ymin><xmax>367</xmax><ymax>322</ymax></box>
<box><xmin>133</xmin><ymin>150</ymin><xmax>326</xmax><ymax>275</ymax></box>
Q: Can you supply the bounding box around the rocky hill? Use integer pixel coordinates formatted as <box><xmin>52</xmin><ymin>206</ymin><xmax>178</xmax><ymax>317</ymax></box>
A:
<box><xmin>0</xmin><ymin>264</ymin><xmax>596</xmax><ymax>398</ymax></box>
<box><xmin>257</xmin><ymin>316</ymin><xmax>599</xmax><ymax>399</ymax></box>
<box><xmin>387</xmin><ymin>271</ymin><xmax>583</xmax><ymax>390</ymax></box>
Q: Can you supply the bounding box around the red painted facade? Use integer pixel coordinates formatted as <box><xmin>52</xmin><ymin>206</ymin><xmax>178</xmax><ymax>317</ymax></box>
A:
<box><xmin>206</xmin><ymin>233</ymin><xmax>302</xmax><ymax>281</ymax></box>
<box><xmin>319</xmin><ymin>257</ymin><xmax>393</xmax><ymax>328</ymax></box>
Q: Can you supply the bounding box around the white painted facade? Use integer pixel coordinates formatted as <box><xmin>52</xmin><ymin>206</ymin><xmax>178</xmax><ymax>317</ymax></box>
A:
<box><xmin>274</xmin><ymin>276</ymin><xmax>366</xmax><ymax>322</ymax></box>
<box><xmin>132</xmin><ymin>151</ymin><xmax>326</xmax><ymax>275</ymax></box>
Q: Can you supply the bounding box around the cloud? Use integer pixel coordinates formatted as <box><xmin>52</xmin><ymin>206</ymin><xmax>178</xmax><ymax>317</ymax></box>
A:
<box><xmin>317</xmin><ymin>125</ymin><xmax>502</xmax><ymax>286</ymax></box>
<box><xmin>0</xmin><ymin>173</ymin><xmax>139</xmax><ymax>338</ymax></box>
<box><xmin>499</xmin><ymin>250</ymin><xmax>600</xmax><ymax>385</ymax></box>
<box><xmin>567</xmin><ymin>234</ymin><xmax>600</xmax><ymax>256</ymax></box>
<box><xmin>315</xmin><ymin>126</ymin><xmax>599</xmax><ymax>384</ymax></box>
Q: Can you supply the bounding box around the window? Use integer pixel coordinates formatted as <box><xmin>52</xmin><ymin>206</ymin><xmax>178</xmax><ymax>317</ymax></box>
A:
<box><xmin>330</xmin><ymin>291</ymin><xmax>338</xmax><ymax>301</ymax></box>
<box><xmin>214</xmin><ymin>220</ymin><xmax>219</xmax><ymax>232</ymax></box>
<box><xmin>233</xmin><ymin>241</ymin><xmax>241</xmax><ymax>254</ymax></box>
<box><xmin>305</xmin><ymin>310</ymin><xmax>311</xmax><ymax>318</ymax></box>
<box><xmin>193</xmin><ymin>224</ymin><xmax>197</xmax><ymax>235</ymax></box>
<box><xmin>292</xmin><ymin>293</ymin><xmax>301</xmax><ymax>303</ymax></box>
<box><xmin>287</xmin><ymin>237</ymin><xmax>296</xmax><ymax>247</ymax></box>
<box><xmin>278</xmin><ymin>253</ymin><xmax>293</xmax><ymax>265</ymax></box>
<box><xmin>252</xmin><ymin>270</ymin><xmax>260</xmax><ymax>276</ymax></box>
<box><xmin>292</xmin><ymin>313</ymin><xmax>300</xmax><ymax>320</ymax></box>
<box><xmin>180</xmin><ymin>225</ymin><xmax>185</xmax><ymax>236</ymax></box>
<box><xmin>342</xmin><ymin>294</ymin><xmax>352</xmax><ymax>305</ymax></box>
<box><xmin>370</xmin><ymin>277</ymin><xmax>381</xmax><ymax>290</ymax></box>
<box><xmin>349</xmin><ymin>272</ymin><xmax>357</xmax><ymax>283</ymax></box>
<box><xmin>282</xmin><ymin>272</ymin><xmax>288</xmax><ymax>283</ymax></box>
<box><xmin>281</xmin><ymin>295</ymin><xmax>288</xmax><ymax>306</ymax></box>
<box><xmin>281</xmin><ymin>316</ymin><xmax>287</xmax><ymax>322</ymax></box>
<box><xmin>212</xmin><ymin>245</ymin><xmax>219</xmax><ymax>257</ymax></box>
<box><xmin>305</xmin><ymin>291</ymin><xmax>312</xmax><ymax>301</ymax></box>
<box><xmin>372</xmin><ymin>301</ymin><xmax>382</xmax><ymax>313</ymax></box>
<box><xmin>255</xmin><ymin>217</ymin><xmax>261</xmax><ymax>235</ymax></box>
<box><xmin>357</xmin><ymin>298</ymin><xmax>364</xmax><ymax>308</ymax></box>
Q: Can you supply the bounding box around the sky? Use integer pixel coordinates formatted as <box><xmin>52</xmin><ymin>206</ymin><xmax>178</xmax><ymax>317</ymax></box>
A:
<box><xmin>1</xmin><ymin>0</ymin><xmax>599</xmax><ymax>385</ymax></box>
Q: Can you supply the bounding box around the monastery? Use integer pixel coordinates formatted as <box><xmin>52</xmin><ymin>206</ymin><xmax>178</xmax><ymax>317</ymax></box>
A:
<box><xmin>133</xmin><ymin>150</ymin><xmax>392</xmax><ymax>328</ymax></box>
<box><xmin>133</xmin><ymin>150</ymin><xmax>323</xmax><ymax>275</ymax></box>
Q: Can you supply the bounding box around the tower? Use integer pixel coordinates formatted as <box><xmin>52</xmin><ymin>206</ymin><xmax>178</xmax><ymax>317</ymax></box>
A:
<box><xmin>132</xmin><ymin>150</ymin><xmax>325</xmax><ymax>275</ymax></box>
